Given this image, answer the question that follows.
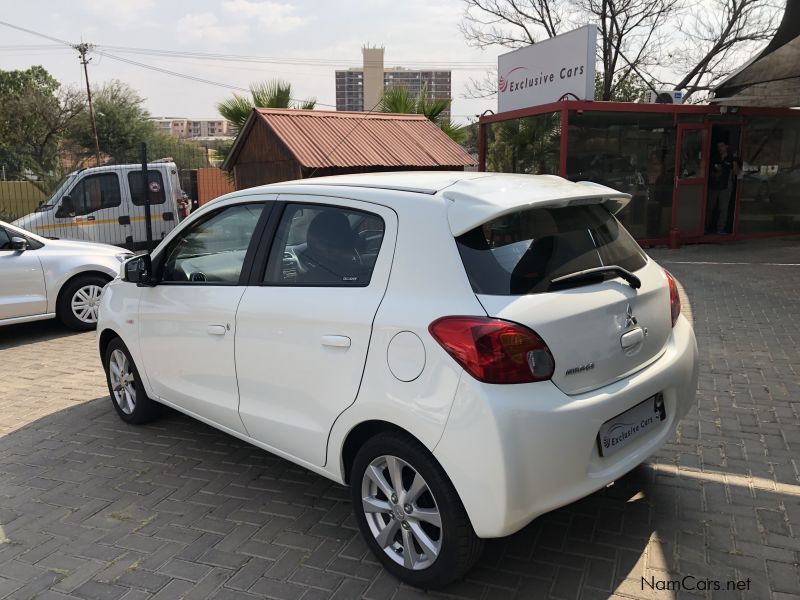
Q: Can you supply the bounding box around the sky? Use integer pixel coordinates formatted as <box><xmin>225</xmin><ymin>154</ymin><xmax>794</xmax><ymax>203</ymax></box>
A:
<box><xmin>0</xmin><ymin>0</ymin><xmax>500</xmax><ymax>124</ymax></box>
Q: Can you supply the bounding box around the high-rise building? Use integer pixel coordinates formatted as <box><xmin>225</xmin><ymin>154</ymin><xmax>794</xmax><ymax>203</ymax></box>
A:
<box><xmin>335</xmin><ymin>47</ymin><xmax>452</xmax><ymax>119</ymax></box>
<box><xmin>151</xmin><ymin>118</ymin><xmax>234</xmax><ymax>139</ymax></box>
<box><xmin>335</xmin><ymin>70</ymin><xmax>364</xmax><ymax>112</ymax></box>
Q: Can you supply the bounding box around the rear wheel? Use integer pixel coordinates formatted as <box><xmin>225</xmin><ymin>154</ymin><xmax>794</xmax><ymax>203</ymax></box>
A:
<box><xmin>350</xmin><ymin>432</ymin><xmax>483</xmax><ymax>589</ymax></box>
<box><xmin>103</xmin><ymin>338</ymin><xmax>160</xmax><ymax>425</ymax></box>
<box><xmin>57</xmin><ymin>274</ymin><xmax>109</xmax><ymax>331</ymax></box>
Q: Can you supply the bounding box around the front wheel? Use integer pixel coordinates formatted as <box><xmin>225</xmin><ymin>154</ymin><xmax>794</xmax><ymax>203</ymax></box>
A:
<box><xmin>350</xmin><ymin>432</ymin><xmax>483</xmax><ymax>589</ymax></box>
<box><xmin>103</xmin><ymin>337</ymin><xmax>160</xmax><ymax>425</ymax></box>
<box><xmin>57</xmin><ymin>274</ymin><xmax>109</xmax><ymax>331</ymax></box>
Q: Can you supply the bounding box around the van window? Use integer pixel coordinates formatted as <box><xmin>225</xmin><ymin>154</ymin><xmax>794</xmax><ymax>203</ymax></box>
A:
<box><xmin>0</xmin><ymin>227</ymin><xmax>11</xmax><ymax>250</ymax></box>
<box><xmin>456</xmin><ymin>204</ymin><xmax>647</xmax><ymax>295</ymax></box>
<box><xmin>59</xmin><ymin>173</ymin><xmax>121</xmax><ymax>217</ymax></box>
<box><xmin>128</xmin><ymin>170</ymin><xmax>166</xmax><ymax>206</ymax></box>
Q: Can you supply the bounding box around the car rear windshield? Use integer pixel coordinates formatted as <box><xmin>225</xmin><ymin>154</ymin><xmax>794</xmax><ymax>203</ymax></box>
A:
<box><xmin>456</xmin><ymin>204</ymin><xmax>647</xmax><ymax>295</ymax></box>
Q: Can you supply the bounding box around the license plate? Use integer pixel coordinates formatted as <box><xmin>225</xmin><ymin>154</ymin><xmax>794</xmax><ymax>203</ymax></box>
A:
<box><xmin>597</xmin><ymin>394</ymin><xmax>666</xmax><ymax>457</ymax></box>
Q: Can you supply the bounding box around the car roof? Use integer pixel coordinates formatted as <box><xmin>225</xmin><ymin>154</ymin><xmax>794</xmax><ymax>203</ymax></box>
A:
<box><xmin>69</xmin><ymin>162</ymin><xmax>177</xmax><ymax>175</ymax></box>
<box><xmin>288</xmin><ymin>171</ymin><xmax>491</xmax><ymax>194</ymax></box>
<box><xmin>262</xmin><ymin>171</ymin><xmax>630</xmax><ymax>236</ymax></box>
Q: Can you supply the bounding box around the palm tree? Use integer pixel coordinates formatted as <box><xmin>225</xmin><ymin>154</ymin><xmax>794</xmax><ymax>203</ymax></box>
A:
<box><xmin>217</xmin><ymin>80</ymin><xmax>316</xmax><ymax>134</ymax></box>
<box><xmin>378</xmin><ymin>84</ymin><xmax>466</xmax><ymax>144</ymax></box>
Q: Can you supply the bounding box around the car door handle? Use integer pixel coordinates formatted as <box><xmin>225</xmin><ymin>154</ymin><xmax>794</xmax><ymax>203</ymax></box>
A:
<box><xmin>207</xmin><ymin>324</ymin><xmax>227</xmax><ymax>336</ymax></box>
<box><xmin>321</xmin><ymin>335</ymin><xmax>351</xmax><ymax>348</ymax></box>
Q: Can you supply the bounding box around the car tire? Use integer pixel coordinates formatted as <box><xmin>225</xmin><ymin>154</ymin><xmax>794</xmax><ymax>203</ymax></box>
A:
<box><xmin>57</xmin><ymin>273</ymin><xmax>109</xmax><ymax>331</ymax></box>
<box><xmin>350</xmin><ymin>431</ymin><xmax>483</xmax><ymax>589</ymax></box>
<box><xmin>103</xmin><ymin>337</ymin><xmax>160</xmax><ymax>425</ymax></box>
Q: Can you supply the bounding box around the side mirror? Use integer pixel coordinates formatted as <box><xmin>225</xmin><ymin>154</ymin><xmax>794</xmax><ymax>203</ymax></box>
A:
<box><xmin>123</xmin><ymin>254</ymin><xmax>154</xmax><ymax>286</ymax></box>
<box><xmin>10</xmin><ymin>237</ymin><xmax>28</xmax><ymax>251</ymax></box>
<box><xmin>56</xmin><ymin>195</ymin><xmax>75</xmax><ymax>218</ymax></box>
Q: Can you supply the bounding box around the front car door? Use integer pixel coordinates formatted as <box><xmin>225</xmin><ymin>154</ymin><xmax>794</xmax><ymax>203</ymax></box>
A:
<box><xmin>0</xmin><ymin>226</ymin><xmax>47</xmax><ymax>320</ymax></box>
<box><xmin>137</xmin><ymin>200</ymin><xmax>270</xmax><ymax>434</ymax></box>
<box><xmin>236</xmin><ymin>196</ymin><xmax>397</xmax><ymax>466</ymax></box>
<box><xmin>57</xmin><ymin>172</ymin><xmax>127</xmax><ymax>245</ymax></box>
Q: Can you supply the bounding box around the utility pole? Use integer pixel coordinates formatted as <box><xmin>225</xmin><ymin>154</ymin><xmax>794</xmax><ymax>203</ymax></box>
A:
<box><xmin>75</xmin><ymin>42</ymin><xmax>101</xmax><ymax>166</ymax></box>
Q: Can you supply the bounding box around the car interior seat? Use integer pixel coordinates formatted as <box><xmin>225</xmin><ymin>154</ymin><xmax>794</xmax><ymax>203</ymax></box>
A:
<box><xmin>301</xmin><ymin>211</ymin><xmax>362</xmax><ymax>284</ymax></box>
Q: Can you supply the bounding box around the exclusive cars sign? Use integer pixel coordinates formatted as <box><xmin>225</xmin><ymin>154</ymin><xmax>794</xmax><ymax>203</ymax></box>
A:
<box><xmin>498</xmin><ymin>25</ymin><xmax>597</xmax><ymax>113</ymax></box>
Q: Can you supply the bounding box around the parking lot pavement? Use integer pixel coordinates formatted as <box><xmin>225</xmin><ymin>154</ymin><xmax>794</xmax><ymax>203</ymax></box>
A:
<box><xmin>0</xmin><ymin>237</ymin><xmax>798</xmax><ymax>600</ymax></box>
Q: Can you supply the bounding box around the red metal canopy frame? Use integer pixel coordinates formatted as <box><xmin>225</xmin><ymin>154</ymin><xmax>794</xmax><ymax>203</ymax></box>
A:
<box><xmin>478</xmin><ymin>100</ymin><xmax>800</xmax><ymax>247</ymax></box>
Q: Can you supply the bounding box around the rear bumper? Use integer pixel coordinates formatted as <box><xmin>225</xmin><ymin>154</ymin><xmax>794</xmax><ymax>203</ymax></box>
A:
<box><xmin>433</xmin><ymin>315</ymin><xmax>698</xmax><ymax>538</ymax></box>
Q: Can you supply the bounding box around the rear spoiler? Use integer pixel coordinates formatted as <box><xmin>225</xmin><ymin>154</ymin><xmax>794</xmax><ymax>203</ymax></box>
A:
<box><xmin>442</xmin><ymin>175</ymin><xmax>630</xmax><ymax>237</ymax></box>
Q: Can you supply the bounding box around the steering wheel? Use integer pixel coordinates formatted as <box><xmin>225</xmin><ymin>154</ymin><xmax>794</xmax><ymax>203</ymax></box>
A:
<box><xmin>289</xmin><ymin>247</ymin><xmax>309</xmax><ymax>274</ymax></box>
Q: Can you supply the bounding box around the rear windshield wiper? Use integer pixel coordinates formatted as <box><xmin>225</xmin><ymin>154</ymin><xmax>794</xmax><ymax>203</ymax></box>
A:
<box><xmin>549</xmin><ymin>265</ymin><xmax>641</xmax><ymax>290</ymax></box>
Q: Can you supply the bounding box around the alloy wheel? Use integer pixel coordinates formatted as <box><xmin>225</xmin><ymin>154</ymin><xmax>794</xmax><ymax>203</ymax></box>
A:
<box><xmin>361</xmin><ymin>455</ymin><xmax>443</xmax><ymax>570</ymax></box>
<box><xmin>70</xmin><ymin>284</ymin><xmax>103</xmax><ymax>324</ymax></box>
<box><xmin>109</xmin><ymin>349</ymin><xmax>136</xmax><ymax>415</ymax></box>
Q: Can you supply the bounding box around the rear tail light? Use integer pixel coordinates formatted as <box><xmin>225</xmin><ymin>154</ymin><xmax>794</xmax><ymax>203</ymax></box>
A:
<box><xmin>428</xmin><ymin>316</ymin><xmax>555</xmax><ymax>384</ymax></box>
<box><xmin>665</xmin><ymin>270</ymin><xmax>681</xmax><ymax>327</ymax></box>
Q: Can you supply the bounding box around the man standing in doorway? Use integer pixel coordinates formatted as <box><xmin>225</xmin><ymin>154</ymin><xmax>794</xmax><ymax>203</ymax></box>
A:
<box><xmin>708</xmin><ymin>141</ymin><xmax>740</xmax><ymax>234</ymax></box>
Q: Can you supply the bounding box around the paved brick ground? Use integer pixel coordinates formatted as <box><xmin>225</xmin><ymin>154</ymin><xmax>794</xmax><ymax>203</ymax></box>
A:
<box><xmin>0</xmin><ymin>237</ymin><xmax>798</xmax><ymax>600</ymax></box>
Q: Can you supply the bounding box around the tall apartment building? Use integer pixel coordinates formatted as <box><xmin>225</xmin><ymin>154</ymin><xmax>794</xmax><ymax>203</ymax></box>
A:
<box><xmin>335</xmin><ymin>47</ymin><xmax>452</xmax><ymax>119</ymax></box>
<box><xmin>151</xmin><ymin>118</ymin><xmax>234</xmax><ymax>139</ymax></box>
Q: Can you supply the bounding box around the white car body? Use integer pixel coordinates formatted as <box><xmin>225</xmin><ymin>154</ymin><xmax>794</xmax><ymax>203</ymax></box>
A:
<box><xmin>12</xmin><ymin>162</ymin><xmax>183</xmax><ymax>248</ymax></box>
<box><xmin>97</xmin><ymin>172</ymin><xmax>698</xmax><ymax>585</ymax></box>
<box><xmin>0</xmin><ymin>220</ymin><xmax>130</xmax><ymax>328</ymax></box>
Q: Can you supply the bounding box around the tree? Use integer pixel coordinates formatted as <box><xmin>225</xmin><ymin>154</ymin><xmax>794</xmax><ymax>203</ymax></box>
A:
<box><xmin>486</xmin><ymin>113</ymin><xmax>561</xmax><ymax>172</ymax></box>
<box><xmin>460</xmin><ymin>0</ymin><xmax>677</xmax><ymax>100</ymax></box>
<box><xmin>593</xmin><ymin>71</ymin><xmax>652</xmax><ymax>101</ymax></box>
<box><xmin>217</xmin><ymin>80</ymin><xmax>316</xmax><ymax>133</ymax></box>
<box><xmin>668</xmin><ymin>0</ymin><xmax>780</xmax><ymax>99</ymax></box>
<box><xmin>459</xmin><ymin>0</ymin><xmax>782</xmax><ymax>101</ymax></box>
<box><xmin>146</xmin><ymin>134</ymin><xmax>209</xmax><ymax>172</ymax></box>
<box><xmin>379</xmin><ymin>84</ymin><xmax>468</xmax><ymax>144</ymax></box>
<box><xmin>66</xmin><ymin>80</ymin><xmax>157</xmax><ymax>163</ymax></box>
<box><xmin>0</xmin><ymin>66</ymin><xmax>84</xmax><ymax>181</ymax></box>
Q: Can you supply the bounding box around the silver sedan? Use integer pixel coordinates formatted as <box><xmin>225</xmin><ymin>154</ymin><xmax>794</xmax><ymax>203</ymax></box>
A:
<box><xmin>0</xmin><ymin>220</ymin><xmax>131</xmax><ymax>330</ymax></box>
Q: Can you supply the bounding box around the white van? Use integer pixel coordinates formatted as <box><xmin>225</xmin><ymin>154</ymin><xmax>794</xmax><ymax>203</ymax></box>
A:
<box><xmin>13</xmin><ymin>162</ymin><xmax>185</xmax><ymax>248</ymax></box>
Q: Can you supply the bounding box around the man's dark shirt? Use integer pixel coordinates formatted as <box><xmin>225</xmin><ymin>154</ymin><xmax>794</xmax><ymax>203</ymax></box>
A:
<box><xmin>710</xmin><ymin>153</ymin><xmax>735</xmax><ymax>190</ymax></box>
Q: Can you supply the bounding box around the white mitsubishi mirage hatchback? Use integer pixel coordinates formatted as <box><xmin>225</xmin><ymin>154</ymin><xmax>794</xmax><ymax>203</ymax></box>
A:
<box><xmin>97</xmin><ymin>172</ymin><xmax>698</xmax><ymax>588</ymax></box>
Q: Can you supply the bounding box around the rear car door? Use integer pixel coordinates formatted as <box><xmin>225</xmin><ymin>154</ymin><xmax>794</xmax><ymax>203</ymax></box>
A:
<box><xmin>235</xmin><ymin>197</ymin><xmax>397</xmax><ymax>466</ymax></box>
<box><xmin>127</xmin><ymin>169</ymin><xmax>176</xmax><ymax>247</ymax></box>
<box><xmin>0</xmin><ymin>226</ymin><xmax>47</xmax><ymax>320</ymax></box>
<box><xmin>137</xmin><ymin>200</ymin><xmax>270</xmax><ymax>434</ymax></box>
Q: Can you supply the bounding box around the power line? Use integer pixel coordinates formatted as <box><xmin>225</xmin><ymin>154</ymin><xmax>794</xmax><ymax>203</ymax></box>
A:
<box><xmin>0</xmin><ymin>20</ymin><xmax>485</xmax><ymax>122</ymax></box>
<box><xmin>0</xmin><ymin>44</ymin><xmax>71</xmax><ymax>51</ymax></box>
<box><xmin>0</xmin><ymin>39</ymin><xmax>495</xmax><ymax>70</ymax></box>
<box><xmin>0</xmin><ymin>19</ymin><xmax>340</xmax><ymax>109</ymax></box>
<box><xmin>95</xmin><ymin>50</ymin><xmax>250</xmax><ymax>92</ymax></box>
<box><xmin>96</xmin><ymin>44</ymin><xmax>495</xmax><ymax>69</ymax></box>
<box><xmin>0</xmin><ymin>21</ymin><xmax>105</xmax><ymax>163</ymax></box>
<box><xmin>0</xmin><ymin>20</ymin><xmax>73</xmax><ymax>47</ymax></box>
<box><xmin>94</xmin><ymin>50</ymin><xmax>339</xmax><ymax>108</ymax></box>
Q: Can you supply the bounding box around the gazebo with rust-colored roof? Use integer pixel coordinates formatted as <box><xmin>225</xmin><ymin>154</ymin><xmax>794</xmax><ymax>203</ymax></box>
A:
<box><xmin>221</xmin><ymin>108</ymin><xmax>476</xmax><ymax>190</ymax></box>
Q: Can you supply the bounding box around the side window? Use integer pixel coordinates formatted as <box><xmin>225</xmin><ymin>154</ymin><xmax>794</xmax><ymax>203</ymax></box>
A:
<box><xmin>160</xmin><ymin>203</ymin><xmax>264</xmax><ymax>284</ymax></box>
<box><xmin>58</xmin><ymin>174</ymin><xmax>121</xmax><ymax>217</ymax></box>
<box><xmin>0</xmin><ymin>227</ymin><xmax>11</xmax><ymax>250</ymax></box>
<box><xmin>128</xmin><ymin>170</ymin><xmax>167</xmax><ymax>206</ymax></box>
<box><xmin>264</xmin><ymin>203</ymin><xmax>386</xmax><ymax>287</ymax></box>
